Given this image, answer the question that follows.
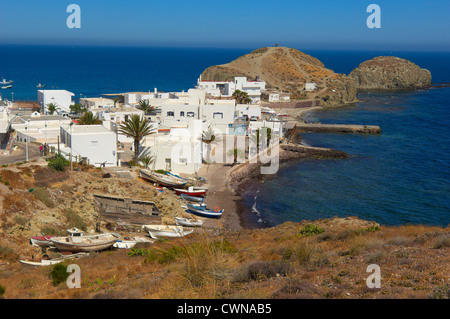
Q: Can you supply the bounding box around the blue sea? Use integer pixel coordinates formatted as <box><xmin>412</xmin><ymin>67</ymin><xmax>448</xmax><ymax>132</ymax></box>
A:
<box><xmin>1</xmin><ymin>45</ymin><xmax>449</xmax><ymax>227</ymax></box>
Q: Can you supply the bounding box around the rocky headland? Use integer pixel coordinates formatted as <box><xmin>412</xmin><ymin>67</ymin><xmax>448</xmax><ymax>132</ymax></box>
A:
<box><xmin>349</xmin><ymin>56</ymin><xmax>432</xmax><ymax>91</ymax></box>
<box><xmin>200</xmin><ymin>46</ymin><xmax>357</xmax><ymax>107</ymax></box>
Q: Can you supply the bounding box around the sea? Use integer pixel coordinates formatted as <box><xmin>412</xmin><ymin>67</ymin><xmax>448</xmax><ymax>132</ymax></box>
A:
<box><xmin>0</xmin><ymin>45</ymin><xmax>449</xmax><ymax>227</ymax></box>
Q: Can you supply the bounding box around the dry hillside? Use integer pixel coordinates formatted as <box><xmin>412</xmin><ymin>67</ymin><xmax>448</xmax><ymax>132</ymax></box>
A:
<box><xmin>200</xmin><ymin>46</ymin><xmax>357</xmax><ymax>106</ymax></box>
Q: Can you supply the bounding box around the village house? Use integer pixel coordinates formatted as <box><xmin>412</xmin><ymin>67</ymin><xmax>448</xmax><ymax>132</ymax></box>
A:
<box><xmin>38</xmin><ymin>90</ymin><xmax>74</xmax><ymax>114</ymax></box>
<box><xmin>59</xmin><ymin>124</ymin><xmax>120</xmax><ymax>167</ymax></box>
<box><xmin>197</xmin><ymin>76</ymin><xmax>266</xmax><ymax>104</ymax></box>
<box><xmin>80</xmin><ymin>97</ymin><xmax>115</xmax><ymax>109</ymax></box>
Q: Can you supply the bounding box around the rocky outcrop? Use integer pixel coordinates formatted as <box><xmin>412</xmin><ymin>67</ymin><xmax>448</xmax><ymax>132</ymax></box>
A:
<box><xmin>349</xmin><ymin>56</ymin><xmax>431</xmax><ymax>91</ymax></box>
<box><xmin>200</xmin><ymin>46</ymin><xmax>357</xmax><ymax>106</ymax></box>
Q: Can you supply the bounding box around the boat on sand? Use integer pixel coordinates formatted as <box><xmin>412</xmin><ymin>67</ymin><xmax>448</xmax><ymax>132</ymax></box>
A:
<box><xmin>50</xmin><ymin>233</ymin><xmax>120</xmax><ymax>252</ymax></box>
<box><xmin>19</xmin><ymin>252</ymin><xmax>88</xmax><ymax>267</ymax></box>
<box><xmin>139</xmin><ymin>169</ymin><xmax>187</xmax><ymax>187</ymax></box>
<box><xmin>187</xmin><ymin>204</ymin><xmax>223</xmax><ymax>219</ymax></box>
<box><xmin>142</xmin><ymin>224</ymin><xmax>193</xmax><ymax>239</ymax></box>
<box><xmin>175</xmin><ymin>217</ymin><xmax>204</xmax><ymax>227</ymax></box>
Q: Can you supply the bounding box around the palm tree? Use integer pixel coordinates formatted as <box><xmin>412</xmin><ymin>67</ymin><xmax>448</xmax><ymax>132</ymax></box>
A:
<box><xmin>113</xmin><ymin>97</ymin><xmax>119</xmax><ymax>108</ymax></box>
<box><xmin>139</xmin><ymin>154</ymin><xmax>155</xmax><ymax>170</ymax></box>
<box><xmin>137</xmin><ymin>99</ymin><xmax>155</xmax><ymax>114</ymax></box>
<box><xmin>118</xmin><ymin>114</ymin><xmax>155</xmax><ymax>160</ymax></box>
<box><xmin>47</xmin><ymin>103</ymin><xmax>57</xmax><ymax>115</ymax></box>
<box><xmin>200</xmin><ymin>127</ymin><xmax>221</xmax><ymax>164</ymax></box>
<box><xmin>78</xmin><ymin>111</ymin><xmax>102</xmax><ymax>125</ymax></box>
<box><xmin>227</xmin><ymin>148</ymin><xmax>245</xmax><ymax>166</ymax></box>
<box><xmin>232</xmin><ymin>90</ymin><xmax>252</xmax><ymax>104</ymax></box>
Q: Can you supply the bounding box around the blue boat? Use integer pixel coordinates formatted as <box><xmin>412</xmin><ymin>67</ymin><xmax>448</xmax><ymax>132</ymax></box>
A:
<box><xmin>181</xmin><ymin>193</ymin><xmax>204</xmax><ymax>202</ymax></box>
<box><xmin>187</xmin><ymin>204</ymin><xmax>223</xmax><ymax>219</ymax></box>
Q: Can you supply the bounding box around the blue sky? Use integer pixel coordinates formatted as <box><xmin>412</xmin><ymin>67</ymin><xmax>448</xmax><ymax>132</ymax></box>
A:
<box><xmin>0</xmin><ymin>0</ymin><xmax>449</xmax><ymax>50</ymax></box>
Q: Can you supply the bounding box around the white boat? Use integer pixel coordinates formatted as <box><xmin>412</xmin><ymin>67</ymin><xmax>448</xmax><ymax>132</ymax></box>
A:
<box><xmin>175</xmin><ymin>217</ymin><xmax>204</xmax><ymax>227</ymax></box>
<box><xmin>142</xmin><ymin>224</ymin><xmax>193</xmax><ymax>239</ymax></box>
<box><xmin>1</xmin><ymin>85</ymin><xmax>12</xmax><ymax>89</ymax></box>
<box><xmin>113</xmin><ymin>236</ymin><xmax>154</xmax><ymax>249</ymax></box>
<box><xmin>50</xmin><ymin>233</ymin><xmax>120</xmax><ymax>252</ymax></box>
<box><xmin>36</xmin><ymin>83</ymin><xmax>46</xmax><ymax>88</ymax></box>
<box><xmin>30</xmin><ymin>228</ymin><xmax>84</xmax><ymax>247</ymax></box>
<box><xmin>0</xmin><ymin>79</ymin><xmax>13</xmax><ymax>85</ymax></box>
<box><xmin>139</xmin><ymin>169</ymin><xmax>187</xmax><ymax>187</ymax></box>
<box><xmin>19</xmin><ymin>252</ymin><xmax>88</xmax><ymax>267</ymax></box>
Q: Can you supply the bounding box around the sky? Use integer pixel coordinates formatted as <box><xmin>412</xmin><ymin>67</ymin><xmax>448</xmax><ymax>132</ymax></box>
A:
<box><xmin>0</xmin><ymin>0</ymin><xmax>449</xmax><ymax>50</ymax></box>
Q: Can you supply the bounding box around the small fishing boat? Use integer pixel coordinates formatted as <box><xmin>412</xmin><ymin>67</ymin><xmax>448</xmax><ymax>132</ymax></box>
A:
<box><xmin>113</xmin><ymin>236</ymin><xmax>154</xmax><ymax>249</ymax></box>
<box><xmin>1</xmin><ymin>85</ymin><xmax>12</xmax><ymax>89</ymax></box>
<box><xmin>139</xmin><ymin>169</ymin><xmax>187</xmax><ymax>187</ymax></box>
<box><xmin>187</xmin><ymin>205</ymin><xmax>224</xmax><ymax>219</ymax></box>
<box><xmin>186</xmin><ymin>203</ymin><xmax>207</xmax><ymax>210</ymax></box>
<box><xmin>0</xmin><ymin>78</ymin><xmax>13</xmax><ymax>85</ymax></box>
<box><xmin>175</xmin><ymin>186</ymin><xmax>207</xmax><ymax>197</ymax></box>
<box><xmin>142</xmin><ymin>224</ymin><xmax>193</xmax><ymax>239</ymax></box>
<box><xmin>19</xmin><ymin>252</ymin><xmax>88</xmax><ymax>267</ymax></box>
<box><xmin>30</xmin><ymin>235</ymin><xmax>54</xmax><ymax>247</ymax></box>
<box><xmin>181</xmin><ymin>193</ymin><xmax>204</xmax><ymax>202</ymax></box>
<box><xmin>50</xmin><ymin>232</ymin><xmax>120</xmax><ymax>252</ymax></box>
<box><xmin>165</xmin><ymin>172</ymin><xmax>187</xmax><ymax>181</ymax></box>
<box><xmin>36</xmin><ymin>83</ymin><xmax>46</xmax><ymax>88</ymax></box>
<box><xmin>175</xmin><ymin>217</ymin><xmax>204</xmax><ymax>227</ymax></box>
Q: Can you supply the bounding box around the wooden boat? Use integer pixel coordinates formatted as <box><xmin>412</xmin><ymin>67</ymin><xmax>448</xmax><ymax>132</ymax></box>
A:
<box><xmin>50</xmin><ymin>233</ymin><xmax>120</xmax><ymax>252</ymax></box>
<box><xmin>175</xmin><ymin>217</ymin><xmax>204</xmax><ymax>227</ymax></box>
<box><xmin>165</xmin><ymin>172</ymin><xmax>187</xmax><ymax>181</ymax></box>
<box><xmin>175</xmin><ymin>186</ymin><xmax>207</xmax><ymax>197</ymax></box>
<box><xmin>113</xmin><ymin>236</ymin><xmax>154</xmax><ymax>249</ymax></box>
<box><xmin>139</xmin><ymin>169</ymin><xmax>187</xmax><ymax>187</ymax></box>
<box><xmin>186</xmin><ymin>205</ymin><xmax>223</xmax><ymax>219</ymax></box>
<box><xmin>186</xmin><ymin>203</ymin><xmax>207</xmax><ymax>210</ymax></box>
<box><xmin>181</xmin><ymin>193</ymin><xmax>204</xmax><ymax>202</ymax></box>
<box><xmin>1</xmin><ymin>85</ymin><xmax>12</xmax><ymax>89</ymax></box>
<box><xmin>142</xmin><ymin>224</ymin><xmax>193</xmax><ymax>239</ymax></box>
<box><xmin>30</xmin><ymin>235</ymin><xmax>54</xmax><ymax>247</ymax></box>
<box><xmin>36</xmin><ymin>83</ymin><xmax>46</xmax><ymax>88</ymax></box>
<box><xmin>19</xmin><ymin>252</ymin><xmax>88</xmax><ymax>267</ymax></box>
<box><xmin>29</xmin><ymin>228</ymin><xmax>84</xmax><ymax>247</ymax></box>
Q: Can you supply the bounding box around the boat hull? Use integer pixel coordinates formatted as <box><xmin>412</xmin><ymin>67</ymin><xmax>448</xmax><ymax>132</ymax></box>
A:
<box><xmin>175</xmin><ymin>189</ymin><xmax>207</xmax><ymax>196</ymax></box>
<box><xmin>50</xmin><ymin>233</ymin><xmax>120</xmax><ymax>252</ymax></box>
<box><xmin>30</xmin><ymin>236</ymin><xmax>54</xmax><ymax>247</ymax></box>
<box><xmin>139</xmin><ymin>169</ymin><xmax>187</xmax><ymax>187</ymax></box>
<box><xmin>181</xmin><ymin>193</ymin><xmax>204</xmax><ymax>202</ymax></box>
<box><xmin>175</xmin><ymin>217</ymin><xmax>204</xmax><ymax>227</ymax></box>
<box><xmin>186</xmin><ymin>208</ymin><xmax>223</xmax><ymax>219</ymax></box>
<box><xmin>143</xmin><ymin>225</ymin><xmax>193</xmax><ymax>239</ymax></box>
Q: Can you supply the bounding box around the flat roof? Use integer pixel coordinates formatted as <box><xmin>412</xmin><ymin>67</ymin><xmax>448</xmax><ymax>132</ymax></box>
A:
<box><xmin>38</xmin><ymin>89</ymin><xmax>75</xmax><ymax>95</ymax></box>
<box><xmin>64</xmin><ymin>125</ymin><xmax>113</xmax><ymax>135</ymax></box>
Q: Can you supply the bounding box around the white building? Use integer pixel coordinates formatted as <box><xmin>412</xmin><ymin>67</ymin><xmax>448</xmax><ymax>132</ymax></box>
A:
<box><xmin>236</xmin><ymin>104</ymin><xmax>261</xmax><ymax>119</ymax></box>
<box><xmin>197</xmin><ymin>76</ymin><xmax>266</xmax><ymax>104</ymax></box>
<box><xmin>11</xmin><ymin>112</ymin><xmax>72</xmax><ymax>144</ymax></box>
<box><xmin>59</xmin><ymin>125</ymin><xmax>119</xmax><ymax>167</ymax></box>
<box><xmin>262</xmin><ymin>90</ymin><xmax>291</xmax><ymax>103</ymax></box>
<box><xmin>141</xmin><ymin>120</ymin><xmax>203</xmax><ymax>175</ymax></box>
<box><xmin>38</xmin><ymin>90</ymin><xmax>75</xmax><ymax>114</ymax></box>
<box><xmin>305</xmin><ymin>83</ymin><xmax>317</xmax><ymax>92</ymax></box>
<box><xmin>80</xmin><ymin>97</ymin><xmax>115</xmax><ymax>110</ymax></box>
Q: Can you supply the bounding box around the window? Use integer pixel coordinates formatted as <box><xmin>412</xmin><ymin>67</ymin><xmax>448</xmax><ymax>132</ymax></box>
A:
<box><xmin>187</xmin><ymin>112</ymin><xmax>195</xmax><ymax>118</ymax></box>
<box><xmin>180</xmin><ymin>111</ymin><xmax>185</xmax><ymax>117</ymax></box>
<box><xmin>213</xmin><ymin>112</ymin><xmax>223</xmax><ymax>119</ymax></box>
<box><xmin>167</xmin><ymin>111</ymin><xmax>174</xmax><ymax>117</ymax></box>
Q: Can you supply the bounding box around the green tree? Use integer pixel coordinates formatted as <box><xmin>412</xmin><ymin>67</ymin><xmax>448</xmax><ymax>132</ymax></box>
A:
<box><xmin>232</xmin><ymin>90</ymin><xmax>252</xmax><ymax>104</ymax></box>
<box><xmin>139</xmin><ymin>154</ymin><xmax>155</xmax><ymax>169</ymax></box>
<box><xmin>137</xmin><ymin>99</ymin><xmax>155</xmax><ymax>114</ymax></box>
<box><xmin>47</xmin><ymin>103</ymin><xmax>57</xmax><ymax>115</ymax></box>
<box><xmin>78</xmin><ymin>111</ymin><xmax>102</xmax><ymax>125</ymax></box>
<box><xmin>118</xmin><ymin>114</ymin><xmax>155</xmax><ymax>160</ymax></box>
<box><xmin>113</xmin><ymin>97</ymin><xmax>119</xmax><ymax>107</ymax></box>
<box><xmin>200</xmin><ymin>127</ymin><xmax>221</xmax><ymax>164</ymax></box>
<box><xmin>227</xmin><ymin>148</ymin><xmax>245</xmax><ymax>166</ymax></box>
<box><xmin>70</xmin><ymin>103</ymin><xmax>87</xmax><ymax>114</ymax></box>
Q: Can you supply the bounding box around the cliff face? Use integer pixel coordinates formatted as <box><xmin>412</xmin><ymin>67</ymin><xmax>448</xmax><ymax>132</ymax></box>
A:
<box><xmin>349</xmin><ymin>56</ymin><xmax>432</xmax><ymax>91</ymax></box>
<box><xmin>200</xmin><ymin>47</ymin><xmax>357</xmax><ymax>106</ymax></box>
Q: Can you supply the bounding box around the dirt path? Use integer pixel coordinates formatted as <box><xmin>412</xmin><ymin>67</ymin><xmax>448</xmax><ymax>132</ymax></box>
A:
<box><xmin>198</xmin><ymin>163</ymin><xmax>244</xmax><ymax>231</ymax></box>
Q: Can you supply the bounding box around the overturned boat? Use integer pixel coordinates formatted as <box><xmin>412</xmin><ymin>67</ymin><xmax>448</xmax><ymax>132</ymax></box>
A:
<box><xmin>175</xmin><ymin>217</ymin><xmax>204</xmax><ymax>227</ymax></box>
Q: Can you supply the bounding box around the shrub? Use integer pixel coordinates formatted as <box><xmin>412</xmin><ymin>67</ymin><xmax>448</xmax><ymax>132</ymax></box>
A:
<box><xmin>48</xmin><ymin>153</ymin><xmax>69</xmax><ymax>171</ymax></box>
<box><xmin>65</xmin><ymin>209</ymin><xmax>88</xmax><ymax>231</ymax></box>
<box><xmin>298</xmin><ymin>224</ymin><xmax>324</xmax><ymax>237</ymax></box>
<box><xmin>32</xmin><ymin>187</ymin><xmax>55</xmax><ymax>208</ymax></box>
<box><xmin>364</xmin><ymin>224</ymin><xmax>381</xmax><ymax>232</ymax></box>
<box><xmin>234</xmin><ymin>261</ymin><xmax>292</xmax><ymax>282</ymax></box>
<box><xmin>50</xmin><ymin>264</ymin><xmax>69</xmax><ymax>286</ymax></box>
<box><xmin>433</xmin><ymin>235</ymin><xmax>450</xmax><ymax>249</ymax></box>
<box><xmin>0</xmin><ymin>285</ymin><xmax>5</xmax><ymax>298</ymax></box>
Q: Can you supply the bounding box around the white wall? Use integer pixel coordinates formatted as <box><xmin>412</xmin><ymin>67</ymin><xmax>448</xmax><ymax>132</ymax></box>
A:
<box><xmin>38</xmin><ymin>90</ymin><xmax>74</xmax><ymax>114</ymax></box>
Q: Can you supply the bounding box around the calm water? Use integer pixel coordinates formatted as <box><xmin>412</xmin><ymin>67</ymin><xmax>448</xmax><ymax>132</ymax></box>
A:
<box><xmin>1</xmin><ymin>45</ymin><xmax>449</xmax><ymax>227</ymax></box>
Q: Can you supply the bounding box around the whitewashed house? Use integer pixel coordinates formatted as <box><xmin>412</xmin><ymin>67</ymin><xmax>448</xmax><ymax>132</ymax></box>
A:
<box><xmin>197</xmin><ymin>76</ymin><xmax>266</xmax><ymax>104</ymax></box>
<box><xmin>236</xmin><ymin>104</ymin><xmax>261</xmax><ymax>119</ymax></box>
<box><xmin>38</xmin><ymin>90</ymin><xmax>74</xmax><ymax>114</ymax></box>
<box><xmin>80</xmin><ymin>97</ymin><xmax>115</xmax><ymax>110</ymax></box>
<box><xmin>59</xmin><ymin>125</ymin><xmax>119</xmax><ymax>167</ymax></box>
